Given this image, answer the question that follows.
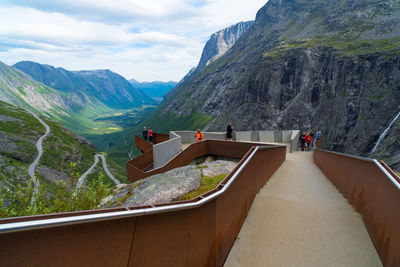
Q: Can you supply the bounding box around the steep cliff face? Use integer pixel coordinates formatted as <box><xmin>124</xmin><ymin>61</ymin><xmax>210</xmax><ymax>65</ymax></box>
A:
<box><xmin>151</xmin><ymin>0</ymin><xmax>400</xmax><ymax>170</ymax></box>
<box><xmin>197</xmin><ymin>21</ymin><xmax>254</xmax><ymax>70</ymax></box>
<box><xmin>165</xmin><ymin>21</ymin><xmax>253</xmax><ymax>99</ymax></box>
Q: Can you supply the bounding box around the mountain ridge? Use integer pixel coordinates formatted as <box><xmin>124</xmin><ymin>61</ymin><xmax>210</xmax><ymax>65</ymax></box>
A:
<box><xmin>14</xmin><ymin>61</ymin><xmax>155</xmax><ymax>110</ymax></box>
<box><xmin>142</xmin><ymin>0</ymin><xmax>400</xmax><ymax>170</ymax></box>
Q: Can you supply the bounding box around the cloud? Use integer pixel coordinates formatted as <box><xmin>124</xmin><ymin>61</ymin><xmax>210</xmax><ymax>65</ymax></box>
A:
<box><xmin>0</xmin><ymin>0</ymin><xmax>267</xmax><ymax>81</ymax></box>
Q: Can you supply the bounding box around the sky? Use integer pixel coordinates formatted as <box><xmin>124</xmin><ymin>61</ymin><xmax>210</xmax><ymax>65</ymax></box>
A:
<box><xmin>0</xmin><ymin>0</ymin><xmax>267</xmax><ymax>82</ymax></box>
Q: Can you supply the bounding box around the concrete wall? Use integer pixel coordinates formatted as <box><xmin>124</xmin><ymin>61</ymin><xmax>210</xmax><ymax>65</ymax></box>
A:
<box><xmin>282</xmin><ymin>130</ymin><xmax>293</xmax><ymax>143</ymax></box>
<box><xmin>259</xmin><ymin>131</ymin><xmax>275</xmax><ymax>142</ymax></box>
<box><xmin>153</xmin><ymin>131</ymin><xmax>182</xmax><ymax>169</ymax></box>
<box><xmin>290</xmin><ymin>130</ymin><xmax>300</xmax><ymax>153</ymax></box>
<box><xmin>172</xmin><ymin>131</ymin><xmax>196</xmax><ymax>143</ymax></box>
<box><xmin>153</xmin><ymin>130</ymin><xmax>300</xmax><ymax>167</ymax></box>
<box><xmin>235</xmin><ymin>131</ymin><xmax>252</xmax><ymax>142</ymax></box>
<box><xmin>173</xmin><ymin>131</ymin><xmax>226</xmax><ymax>143</ymax></box>
<box><xmin>204</xmin><ymin>132</ymin><xmax>226</xmax><ymax>140</ymax></box>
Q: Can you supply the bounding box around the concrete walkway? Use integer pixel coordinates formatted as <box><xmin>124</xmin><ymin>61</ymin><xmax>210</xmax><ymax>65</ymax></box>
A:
<box><xmin>225</xmin><ymin>152</ymin><xmax>382</xmax><ymax>267</ymax></box>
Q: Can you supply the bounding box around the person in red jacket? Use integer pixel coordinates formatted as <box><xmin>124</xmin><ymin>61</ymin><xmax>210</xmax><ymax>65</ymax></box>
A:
<box><xmin>148</xmin><ymin>128</ymin><xmax>153</xmax><ymax>143</ymax></box>
<box><xmin>305</xmin><ymin>132</ymin><xmax>312</xmax><ymax>151</ymax></box>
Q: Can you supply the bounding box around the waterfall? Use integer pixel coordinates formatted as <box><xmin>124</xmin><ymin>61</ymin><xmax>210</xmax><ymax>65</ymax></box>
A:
<box><xmin>370</xmin><ymin>110</ymin><xmax>400</xmax><ymax>154</ymax></box>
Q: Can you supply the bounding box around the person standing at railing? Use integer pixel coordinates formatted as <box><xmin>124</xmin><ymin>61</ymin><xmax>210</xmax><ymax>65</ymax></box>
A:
<box><xmin>305</xmin><ymin>132</ymin><xmax>312</xmax><ymax>151</ymax></box>
<box><xmin>195</xmin><ymin>129</ymin><xmax>204</xmax><ymax>142</ymax></box>
<box><xmin>227</xmin><ymin>122</ymin><xmax>233</xmax><ymax>141</ymax></box>
<box><xmin>142</xmin><ymin>126</ymin><xmax>148</xmax><ymax>141</ymax></box>
<box><xmin>309</xmin><ymin>130</ymin><xmax>314</xmax><ymax>150</ymax></box>
<box><xmin>314</xmin><ymin>128</ymin><xmax>321</xmax><ymax>149</ymax></box>
<box><xmin>299</xmin><ymin>132</ymin><xmax>306</xmax><ymax>151</ymax></box>
<box><xmin>148</xmin><ymin>128</ymin><xmax>153</xmax><ymax>143</ymax></box>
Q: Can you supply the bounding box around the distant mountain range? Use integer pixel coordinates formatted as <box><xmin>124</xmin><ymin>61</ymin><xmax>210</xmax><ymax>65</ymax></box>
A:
<box><xmin>0</xmin><ymin>60</ymin><xmax>159</xmax><ymax>137</ymax></box>
<box><xmin>129</xmin><ymin>79</ymin><xmax>177</xmax><ymax>100</ymax></box>
<box><xmin>14</xmin><ymin>61</ymin><xmax>155</xmax><ymax>109</ymax></box>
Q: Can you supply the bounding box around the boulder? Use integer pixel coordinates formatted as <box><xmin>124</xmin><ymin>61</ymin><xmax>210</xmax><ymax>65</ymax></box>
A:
<box><xmin>104</xmin><ymin>160</ymin><xmax>237</xmax><ymax>208</ymax></box>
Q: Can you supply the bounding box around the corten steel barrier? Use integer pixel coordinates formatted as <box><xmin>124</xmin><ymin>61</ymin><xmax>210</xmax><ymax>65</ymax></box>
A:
<box><xmin>314</xmin><ymin>150</ymin><xmax>400</xmax><ymax>267</ymax></box>
<box><xmin>128</xmin><ymin>149</ymin><xmax>153</xmax><ymax>173</ymax></box>
<box><xmin>127</xmin><ymin>140</ymin><xmax>276</xmax><ymax>182</ymax></box>
<box><xmin>152</xmin><ymin>132</ymin><xmax>170</xmax><ymax>144</ymax></box>
<box><xmin>134</xmin><ymin>135</ymin><xmax>153</xmax><ymax>153</ymax></box>
<box><xmin>0</xmin><ymin>144</ymin><xmax>286</xmax><ymax>267</ymax></box>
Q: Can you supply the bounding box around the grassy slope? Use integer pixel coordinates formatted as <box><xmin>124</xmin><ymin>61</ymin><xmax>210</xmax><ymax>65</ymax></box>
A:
<box><xmin>0</xmin><ymin>102</ymin><xmax>42</xmax><ymax>188</ymax></box>
<box><xmin>0</xmin><ymin>101</ymin><xmax>127</xmax><ymax>195</ymax></box>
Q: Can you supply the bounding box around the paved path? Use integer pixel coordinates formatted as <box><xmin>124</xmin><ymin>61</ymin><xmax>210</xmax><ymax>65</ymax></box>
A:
<box><xmin>27</xmin><ymin>112</ymin><xmax>50</xmax><ymax>199</ymax></box>
<box><xmin>225</xmin><ymin>152</ymin><xmax>382</xmax><ymax>267</ymax></box>
<box><xmin>75</xmin><ymin>154</ymin><xmax>121</xmax><ymax>191</ymax></box>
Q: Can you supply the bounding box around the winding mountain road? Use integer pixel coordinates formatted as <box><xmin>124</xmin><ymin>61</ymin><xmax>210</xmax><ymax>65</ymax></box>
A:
<box><xmin>28</xmin><ymin>111</ymin><xmax>50</xmax><ymax>197</ymax></box>
<box><xmin>75</xmin><ymin>154</ymin><xmax>121</xmax><ymax>191</ymax></box>
<box><xmin>27</xmin><ymin>110</ymin><xmax>120</xmax><ymax>198</ymax></box>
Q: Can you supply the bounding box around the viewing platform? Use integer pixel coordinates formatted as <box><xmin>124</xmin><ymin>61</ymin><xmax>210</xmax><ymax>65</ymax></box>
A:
<box><xmin>225</xmin><ymin>152</ymin><xmax>382</xmax><ymax>266</ymax></box>
<box><xmin>0</xmin><ymin>134</ymin><xmax>399</xmax><ymax>266</ymax></box>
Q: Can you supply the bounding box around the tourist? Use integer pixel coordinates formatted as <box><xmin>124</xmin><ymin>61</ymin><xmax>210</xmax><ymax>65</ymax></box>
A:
<box><xmin>305</xmin><ymin>132</ymin><xmax>312</xmax><ymax>151</ymax></box>
<box><xmin>148</xmin><ymin>128</ymin><xmax>153</xmax><ymax>143</ymax></box>
<box><xmin>142</xmin><ymin>126</ymin><xmax>148</xmax><ymax>141</ymax></box>
<box><xmin>309</xmin><ymin>130</ymin><xmax>314</xmax><ymax>150</ymax></box>
<box><xmin>299</xmin><ymin>132</ymin><xmax>306</xmax><ymax>151</ymax></box>
<box><xmin>195</xmin><ymin>129</ymin><xmax>204</xmax><ymax>142</ymax></box>
<box><xmin>226</xmin><ymin>122</ymin><xmax>233</xmax><ymax>141</ymax></box>
<box><xmin>314</xmin><ymin>128</ymin><xmax>322</xmax><ymax>149</ymax></box>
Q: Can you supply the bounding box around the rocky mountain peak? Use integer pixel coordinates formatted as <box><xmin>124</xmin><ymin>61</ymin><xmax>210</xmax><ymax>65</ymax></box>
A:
<box><xmin>197</xmin><ymin>21</ymin><xmax>254</xmax><ymax>70</ymax></box>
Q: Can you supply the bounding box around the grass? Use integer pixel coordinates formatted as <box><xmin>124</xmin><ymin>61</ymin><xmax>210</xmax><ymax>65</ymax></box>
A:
<box><xmin>264</xmin><ymin>37</ymin><xmax>400</xmax><ymax>59</ymax></box>
<box><xmin>175</xmin><ymin>174</ymin><xmax>227</xmax><ymax>201</ymax></box>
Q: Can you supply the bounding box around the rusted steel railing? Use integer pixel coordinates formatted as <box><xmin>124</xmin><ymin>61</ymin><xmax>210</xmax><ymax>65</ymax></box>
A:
<box><xmin>314</xmin><ymin>150</ymin><xmax>400</xmax><ymax>267</ymax></box>
<box><xmin>152</xmin><ymin>132</ymin><xmax>170</xmax><ymax>144</ymax></box>
<box><xmin>127</xmin><ymin>140</ymin><xmax>279</xmax><ymax>182</ymax></box>
<box><xmin>134</xmin><ymin>135</ymin><xmax>153</xmax><ymax>153</ymax></box>
<box><xmin>0</xmin><ymin>143</ymin><xmax>286</xmax><ymax>267</ymax></box>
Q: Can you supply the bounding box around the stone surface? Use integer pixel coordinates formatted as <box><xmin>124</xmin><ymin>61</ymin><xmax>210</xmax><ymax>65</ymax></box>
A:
<box><xmin>200</xmin><ymin>160</ymin><xmax>237</xmax><ymax>177</ymax></box>
<box><xmin>106</xmin><ymin>160</ymin><xmax>237</xmax><ymax>207</ymax></box>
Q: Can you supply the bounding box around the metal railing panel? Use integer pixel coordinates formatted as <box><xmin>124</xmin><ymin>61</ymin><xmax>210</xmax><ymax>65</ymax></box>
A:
<box><xmin>0</xmin><ymin>143</ymin><xmax>286</xmax><ymax>266</ymax></box>
<box><xmin>314</xmin><ymin>150</ymin><xmax>400</xmax><ymax>267</ymax></box>
<box><xmin>134</xmin><ymin>135</ymin><xmax>153</xmax><ymax>153</ymax></box>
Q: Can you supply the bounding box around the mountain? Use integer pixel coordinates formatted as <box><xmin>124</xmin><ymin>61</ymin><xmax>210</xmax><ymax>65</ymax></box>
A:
<box><xmin>142</xmin><ymin>0</ymin><xmax>400</xmax><ymax>171</ymax></box>
<box><xmin>129</xmin><ymin>79</ymin><xmax>177</xmax><ymax>99</ymax></box>
<box><xmin>165</xmin><ymin>21</ymin><xmax>254</xmax><ymax>100</ymax></box>
<box><xmin>14</xmin><ymin>61</ymin><xmax>155</xmax><ymax>109</ymax></box>
<box><xmin>0</xmin><ymin>100</ymin><xmax>126</xmax><ymax>194</ymax></box>
<box><xmin>197</xmin><ymin>21</ymin><xmax>254</xmax><ymax>70</ymax></box>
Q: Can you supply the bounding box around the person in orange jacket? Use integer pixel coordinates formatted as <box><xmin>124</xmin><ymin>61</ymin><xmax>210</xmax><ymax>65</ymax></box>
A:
<box><xmin>195</xmin><ymin>129</ymin><xmax>204</xmax><ymax>142</ymax></box>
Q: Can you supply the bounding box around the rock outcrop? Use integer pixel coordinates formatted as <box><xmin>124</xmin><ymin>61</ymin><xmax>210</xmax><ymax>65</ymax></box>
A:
<box><xmin>165</xmin><ymin>21</ymin><xmax>253</xmax><ymax>99</ymax></box>
<box><xmin>105</xmin><ymin>160</ymin><xmax>237</xmax><ymax>207</ymax></box>
<box><xmin>197</xmin><ymin>21</ymin><xmax>254</xmax><ymax>70</ymax></box>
